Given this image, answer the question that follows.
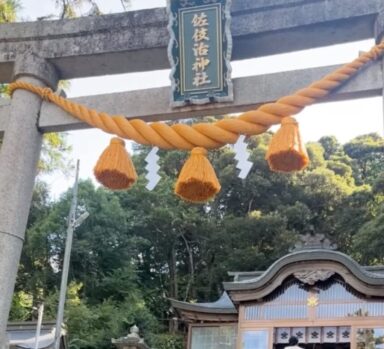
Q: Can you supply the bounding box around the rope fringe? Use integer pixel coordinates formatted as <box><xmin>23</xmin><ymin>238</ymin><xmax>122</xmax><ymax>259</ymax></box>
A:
<box><xmin>175</xmin><ymin>147</ymin><xmax>221</xmax><ymax>203</ymax></box>
<box><xmin>266</xmin><ymin>117</ymin><xmax>309</xmax><ymax>172</ymax></box>
<box><xmin>94</xmin><ymin>137</ymin><xmax>137</xmax><ymax>190</ymax></box>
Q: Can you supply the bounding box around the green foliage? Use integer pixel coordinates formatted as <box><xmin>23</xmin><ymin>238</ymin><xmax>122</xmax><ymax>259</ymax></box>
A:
<box><xmin>319</xmin><ymin>135</ymin><xmax>342</xmax><ymax>160</ymax></box>
<box><xmin>64</xmin><ymin>297</ymin><xmax>157</xmax><ymax>349</ymax></box>
<box><xmin>9</xmin><ymin>291</ymin><xmax>33</xmax><ymax>321</ymax></box>
<box><xmin>344</xmin><ymin>133</ymin><xmax>384</xmax><ymax>185</ymax></box>
<box><xmin>0</xmin><ymin>83</ymin><xmax>10</xmax><ymax>98</ymax></box>
<box><xmin>372</xmin><ymin>173</ymin><xmax>384</xmax><ymax>195</ymax></box>
<box><xmin>0</xmin><ymin>0</ymin><xmax>19</xmax><ymax>23</ymax></box>
<box><xmin>40</xmin><ymin>281</ymin><xmax>157</xmax><ymax>349</ymax></box>
<box><xmin>9</xmin><ymin>131</ymin><xmax>384</xmax><ymax>348</ymax></box>
<box><xmin>53</xmin><ymin>0</ymin><xmax>102</xmax><ymax>19</ymax></box>
<box><xmin>39</xmin><ymin>133</ymin><xmax>73</xmax><ymax>175</ymax></box>
<box><xmin>148</xmin><ymin>334</ymin><xmax>184</xmax><ymax>349</ymax></box>
<box><xmin>306</xmin><ymin>142</ymin><xmax>325</xmax><ymax>169</ymax></box>
<box><xmin>352</xmin><ymin>209</ymin><xmax>384</xmax><ymax>265</ymax></box>
<box><xmin>52</xmin><ymin>0</ymin><xmax>130</xmax><ymax>19</ymax></box>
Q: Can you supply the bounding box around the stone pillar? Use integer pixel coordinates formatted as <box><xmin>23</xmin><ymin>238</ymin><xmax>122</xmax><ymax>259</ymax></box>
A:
<box><xmin>0</xmin><ymin>54</ymin><xmax>58</xmax><ymax>349</ymax></box>
<box><xmin>376</xmin><ymin>11</ymin><xmax>384</xmax><ymax>44</ymax></box>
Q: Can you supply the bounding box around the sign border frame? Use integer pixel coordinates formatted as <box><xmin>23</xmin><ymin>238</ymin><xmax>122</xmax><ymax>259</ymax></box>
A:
<box><xmin>167</xmin><ymin>0</ymin><xmax>233</xmax><ymax>108</ymax></box>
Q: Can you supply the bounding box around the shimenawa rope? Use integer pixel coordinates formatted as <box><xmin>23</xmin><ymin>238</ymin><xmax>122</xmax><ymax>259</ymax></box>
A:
<box><xmin>8</xmin><ymin>40</ymin><xmax>384</xmax><ymax>202</ymax></box>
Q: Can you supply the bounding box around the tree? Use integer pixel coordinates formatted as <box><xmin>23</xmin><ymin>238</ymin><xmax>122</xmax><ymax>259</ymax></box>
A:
<box><xmin>0</xmin><ymin>0</ymin><xmax>19</xmax><ymax>23</ymax></box>
<box><xmin>10</xmin><ymin>126</ymin><xmax>384</xmax><ymax>349</ymax></box>
<box><xmin>41</xmin><ymin>0</ymin><xmax>131</xmax><ymax>20</ymax></box>
<box><xmin>344</xmin><ymin>133</ymin><xmax>384</xmax><ymax>185</ymax></box>
<box><xmin>306</xmin><ymin>142</ymin><xmax>326</xmax><ymax>169</ymax></box>
<box><xmin>352</xmin><ymin>208</ymin><xmax>384</xmax><ymax>265</ymax></box>
<box><xmin>319</xmin><ymin>135</ymin><xmax>342</xmax><ymax>160</ymax></box>
<box><xmin>54</xmin><ymin>0</ymin><xmax>101</xmax><ymax>19</ymax></box>
<box><xmin>14</xmin><ymin>181</ymin><xmax>161</xmax><ymax>348</ymax></box>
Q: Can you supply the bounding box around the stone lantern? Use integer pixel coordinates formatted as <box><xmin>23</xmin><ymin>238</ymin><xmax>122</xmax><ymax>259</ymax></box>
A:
<box><xmin>111</xmin><ymin>325</ymin><xmax>150</xmax><ymax>349</ymax></box>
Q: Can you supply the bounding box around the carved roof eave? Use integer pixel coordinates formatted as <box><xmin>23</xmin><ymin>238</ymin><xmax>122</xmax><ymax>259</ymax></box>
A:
<box><xmin>177</xmin><ymin>309</ymin><xmax>238</xmax><ymax>323</ymax></box>
<box><xmin>170</xmin><ymin>299</ymin><xmax>238</xmax><ymax>314</ymax></box>
<box><xmin>170</xmin><ymin>298</ymin><xmax>238</xmax><ymax>323</ymax></box>
<box><xmin>223</xmin><ymin>250</ymin><xmax>384</xmax><ymax>303</ymax></box>
<box><xmin>174</xmin><ymin>310</ymin><xmax>238</xmax><ymax>324</ymax></box>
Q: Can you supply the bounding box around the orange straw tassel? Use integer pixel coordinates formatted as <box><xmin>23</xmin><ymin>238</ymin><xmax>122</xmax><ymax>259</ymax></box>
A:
<box><xmin>94</xmin><ymin>137</ymin><xmax>138</xmax><ymax>190</ymax></box>
<box><xmin>266</xmin><ymin>116</ymin><xmax>309</xmax><ymax>172</ymax></box>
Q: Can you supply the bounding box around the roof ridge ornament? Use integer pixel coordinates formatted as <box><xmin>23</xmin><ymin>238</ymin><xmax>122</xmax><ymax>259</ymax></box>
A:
<box><xmin>292</xmin><ymin>233</ymin><xmax>337</xmax><ymax>252</ymax></box>
<box><xmin>294</xmin><ymin>269</ymin><xmax>335</xmax><ymax>285</ymax></box>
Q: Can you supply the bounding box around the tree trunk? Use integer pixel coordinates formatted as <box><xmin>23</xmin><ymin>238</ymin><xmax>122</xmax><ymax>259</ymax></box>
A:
<box><xmin>168</xmin><ymin>243</ymin><xmax>178</xmax><ymax>299</ymax></box>
<box><xmin>180</xmin><ymin>234</ymin><xmax>194</xmax><ymax>301</ymax></box>
<box><xmin>168</xmin><ymin>244</ymin><xmax>178</xmax><ymax>333</ymax></box>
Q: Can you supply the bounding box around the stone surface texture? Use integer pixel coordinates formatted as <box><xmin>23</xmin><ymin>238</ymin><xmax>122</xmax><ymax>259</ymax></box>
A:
<box><xmin>0</xmin><ymin>0</ymin><xmax>382</xmax><ymax>81</ymax></box>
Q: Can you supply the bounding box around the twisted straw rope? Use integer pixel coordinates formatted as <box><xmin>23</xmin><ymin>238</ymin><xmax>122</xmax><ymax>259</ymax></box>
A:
<box><xmin>9</xmin><ymin>41</ymin><xmax>384</xmax><ymax>150</ymax></box>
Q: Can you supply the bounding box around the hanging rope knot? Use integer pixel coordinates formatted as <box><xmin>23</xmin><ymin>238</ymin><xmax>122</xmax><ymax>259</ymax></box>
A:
<box><xmin>266</xmin><ymin>116</ymin><xmax>309</xmax><ymax>172</ymax></box>
<box><xmin>191</xmin><ymin>147</ymin><xmax>207</xmax><ymax>156</ymax></box>
<box><xmin>40</xmin><ymin>87</ymin><xmax>53</xmax><ymax>101</ymax></box>
<box><xmin>281</xmin><ymin>116</ymin><xmax>298</xmax><ymax>125</ymax></box>
<box><xmin>175</xmin><ymin>146</ymin><xmax>220</xmax><ymax>203</ymax></box>
<box><xmin>94</xmin><ymin>137</ymin><xmax>137</xmax><ymax>190</ymax></box>
<box><xmin>110</xmin><ymin>137</ymin><xmax>125</xmax><ymax>146</ymax></box>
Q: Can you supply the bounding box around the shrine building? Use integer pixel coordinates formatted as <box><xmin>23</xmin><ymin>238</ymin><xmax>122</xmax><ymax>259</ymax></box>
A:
<box><xmin>171</xmin><ymin>235</ymin><xmax>384</xmax><ymax>349</ymax></box>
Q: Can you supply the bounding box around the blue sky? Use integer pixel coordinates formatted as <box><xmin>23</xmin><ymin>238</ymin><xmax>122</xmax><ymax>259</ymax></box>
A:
<box><xmin>18</xmin><ymin>0</ymin><xmax>384</xmax><ymax>198</ymax></box>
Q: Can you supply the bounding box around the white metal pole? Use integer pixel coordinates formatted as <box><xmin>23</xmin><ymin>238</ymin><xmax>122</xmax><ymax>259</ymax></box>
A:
<box><xmin>54</xmin><ymin>160</ymin><xmax>80</xmax><ymax>349</ymax></box>
<box><xmin>34</xmin><ymin>303</ymin><xmax>44</xmax><ymax>349</ymax></box>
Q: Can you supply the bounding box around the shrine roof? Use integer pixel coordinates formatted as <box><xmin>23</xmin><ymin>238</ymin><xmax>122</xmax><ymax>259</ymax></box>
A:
<box><xmin>172</xmin><ymin>234</ymin><xmax>384</xmax><ymax>316</ymax></box>
<box><xmin>228</xmin><ymin>265</ymin><xmax>384</xmax><ymax>282</ymax></box>
<box><xmin>170</xmin><ymin>291</ymin><xmax>237</xmax><ymax>315</ymax></box>
<box><xmin>223</xmin><ymin>249</ymin><xmax>384</xmax><ymax>292</ymax></box>
<box><xmin>7</xmin><ymin>321</ymin><xmax>67</xmax><ymax>349</ymax></box>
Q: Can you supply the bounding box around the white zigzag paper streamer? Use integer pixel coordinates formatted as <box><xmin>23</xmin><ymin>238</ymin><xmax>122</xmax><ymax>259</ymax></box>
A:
<box><xmin>145</xmin><ymin>147</ymin><xmax>161</xmax><ymax>190</ymax></box>
<box><xmin>233</xmin><ymin>135</ymin><xmax>253</xmax><ymax>179</ymax></box>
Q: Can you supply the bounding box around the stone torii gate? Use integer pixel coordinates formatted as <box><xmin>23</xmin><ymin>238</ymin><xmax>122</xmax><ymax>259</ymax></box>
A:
<box><xmin>0</xmin><ymin>1</ymin><xmax>383</xmax><ymax>348</ymax></box>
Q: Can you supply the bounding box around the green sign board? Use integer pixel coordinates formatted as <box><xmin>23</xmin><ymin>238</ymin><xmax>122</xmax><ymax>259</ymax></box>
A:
<box><xmin>167</xmin><ymin>0</ymin><xmax>233</xmax><ymax>107</ymax></box>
